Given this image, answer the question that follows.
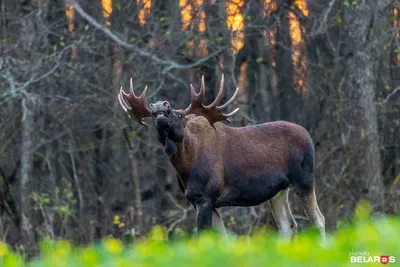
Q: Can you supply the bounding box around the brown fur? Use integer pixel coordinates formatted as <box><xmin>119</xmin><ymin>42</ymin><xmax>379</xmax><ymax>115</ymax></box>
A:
<box><xmin>170</xmin><ymin>116</ymin><xmax>312</xmax><ymax>196</ymax></box>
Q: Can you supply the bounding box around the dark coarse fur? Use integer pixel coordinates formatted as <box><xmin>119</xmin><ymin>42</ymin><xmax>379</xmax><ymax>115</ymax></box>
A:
<box><xmin>151</xmin><ymin>100</ymin><xmax>317</xmax><ymax>232</ymax></box>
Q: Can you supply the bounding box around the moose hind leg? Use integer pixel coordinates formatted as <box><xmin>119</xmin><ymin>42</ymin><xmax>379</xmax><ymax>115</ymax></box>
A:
<box><xmin>297</xmin><ymin>187</ymin><xmax>325</xmax><ymax>238</ymax></box>
<box><xmin>291</xmin><ymin>150</ymin><xmax>325</xmax><ymax>238</ymax></box>
<box><xmin>284</xmin><ymin>189</ymin><xmax>298</xmax><ymax>237</ymax></box>
<box><xmin>269</xmin><ymin>188</ymin><xmax>297</xmax><ymax>239</ymax></box>
<box><xmin>212</xmin><ymin>209</ymin><xmax>228</xmax><ymax>238</ymax></box>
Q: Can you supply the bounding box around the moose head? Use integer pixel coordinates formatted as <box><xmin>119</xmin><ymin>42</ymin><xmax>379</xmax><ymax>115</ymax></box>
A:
<box><xmin>118</xmin><ymin>75</ymin><xmax>239</xmax><ymax>156</ymax></box>
<box><xmin>118</xmin><ymin>75</ymin><xmax>325</xmax><ymax>239</ymax></box>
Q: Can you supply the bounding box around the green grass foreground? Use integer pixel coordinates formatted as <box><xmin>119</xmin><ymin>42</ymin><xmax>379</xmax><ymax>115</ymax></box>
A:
<box><xmin>0</xmin><ymin>205</ymin><xmax>398</xmax><ymax>267</ymax></box>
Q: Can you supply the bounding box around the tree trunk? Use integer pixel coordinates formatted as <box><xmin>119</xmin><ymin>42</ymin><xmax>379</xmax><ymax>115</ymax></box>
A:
<box><xmin>275</xmin><ymin>0</ymin><xmax>295</xmax><ymax>121</ymax></box>
<box><xmin>341</xmin><ymin>0</ymin><xmax>391</xmax><ymax>211</ymax></box>
<box><xmin>244</xmin><ymin>0</ymin><xmax>272</xmax><ymax>123</ymax></box>
<box><xmin>127</xmin><ymin>138</ymin><xmax>144</xmax><ymax>236</ymax></box>
<box><xmin>20</xmin><ymin>96</ymin><xmax>36</xmax><ymax>252</ymax></box>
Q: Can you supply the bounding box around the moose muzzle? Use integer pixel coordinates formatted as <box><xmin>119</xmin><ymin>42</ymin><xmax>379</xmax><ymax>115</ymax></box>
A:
<box><xmin>149</xmin><ymin>101</ymin><xmax>172</xmax><ymax>126</ymax></box>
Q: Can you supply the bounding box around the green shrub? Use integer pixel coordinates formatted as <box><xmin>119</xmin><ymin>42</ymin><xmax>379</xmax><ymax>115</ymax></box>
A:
<box><xmin>0</xmin><ymin>206</ymin><xmax>399</xmax><ymax>266</ymax></box>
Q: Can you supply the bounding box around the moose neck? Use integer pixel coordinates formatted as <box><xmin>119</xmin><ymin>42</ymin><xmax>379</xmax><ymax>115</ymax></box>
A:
<box><xmin>168</xmin><ymin>130</ymin><xmax>197</xmax><ymax>180</ymax></box>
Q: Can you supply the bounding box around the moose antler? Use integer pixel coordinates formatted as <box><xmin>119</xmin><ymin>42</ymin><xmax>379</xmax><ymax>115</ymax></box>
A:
<box><xmin>118</xmin><ymin>78</ymin><xmax>152</xmax><ymax>128</ymax></box>
<box><xmin>181</xmin><ymin>74</ymin><xmax>239</xmax><ymax>126</ymax></box>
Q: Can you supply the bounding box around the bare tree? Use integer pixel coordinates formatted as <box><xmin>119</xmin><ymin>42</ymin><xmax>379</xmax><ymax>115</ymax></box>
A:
<box><xmin>340</xmin><ymin>0</ymin><xmax>391</xmax><ymax>210</ymax></box>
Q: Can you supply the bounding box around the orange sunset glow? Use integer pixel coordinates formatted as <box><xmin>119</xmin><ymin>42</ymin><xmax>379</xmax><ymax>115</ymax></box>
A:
<box><xmin>179</xmin><ymin>0</ymin><xmax>208</xmax><ymax>57</ymax></box>
<box><xmin>65</xmin><ymin>3</ymin><xmax>75</xmax><ymax>32</ymax></box>
<box><xmin>226</xmin><ymin>0</ymin><xmax>244</xmax><ymax>54</ymax></box>
<box><xmin>180</xmin><ymin>0</ymin><xmax>193</xmax><ymax>30</ymax></box>
<box><xmin>265</xmin><ymin>0</ymin><xmax>277</xmax><ymax>67</ymax></box>
<box><xmin>198</xmin><ymin>1</ymin><xmax>206</xmax><ymax>33</ymax></box>
<box><xmin>102</xmin><ymin>0</ymin><xmax>112</xmax><ymax>26</ymax></box>
<box><xmin>137</xmin><ymin>0</ymin><xmax>152</xmax><ymax>26</ymax></box>
<box><xmin>290</xmin><ymin>0</ymin><xmax>309</xmax><ymax>94</ymax></box>
<box><xmin>264</xmin><ymin>0</ymin><xmax>277</xmax><ymax>17</ymax></box>
<box><xmin>393</xmin><ymin>7</ymin><xmax>400</xmax><ymax>62</ymax></box>
<box><xmin>65</xmin><ymin>3</ymin><xmax>77</xmax><ymax>58</ymax></box>
<box><xmin>196</xmin><ymin>0</ymin><xmax>207</xmax><ymax>57</ymax></box>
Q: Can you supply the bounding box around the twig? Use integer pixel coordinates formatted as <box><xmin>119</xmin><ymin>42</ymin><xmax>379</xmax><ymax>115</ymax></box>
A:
<box><xmin>165</xmin><ymin>192</ymin><xmax>192</xmax><ymax>237</ymax></box>
<box><xmin>309</xmin><ymin>0</ymin><xmax>336</xmax><ymax>37</ymax></box>
<box><xmin>148</xmin><ymin>76</ymin><xmax>166</xmax><ymax>100</ymax></box>
<box><xmin>166</xmin><ymin>192</ymin><xmax>187</xmax><ymax>211</ymax></box>
<box><xmin>383</xmin><ymin>86</ymin><xmax>400</xmax><ymax>104</ymax></box>
<box><xmin>1</xmin><ymin>44</ymin><xmax>75</xmax><ymax>102</ymax></box>
<box><xmin>68</xmin><ymin>139</ymin><xmax>84</xmax><ymax>217</ymax></box>
<box><xmin>167</xmin><ymin>208</ymin><xmax>188</xmax><ymax>238</ymax></box>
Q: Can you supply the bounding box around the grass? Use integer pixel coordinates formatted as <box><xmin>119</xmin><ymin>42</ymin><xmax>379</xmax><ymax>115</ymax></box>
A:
<box><xmin>0</xmin><ymin>202</ymin><xmax>398</xmax><ymax>267</ymax></box>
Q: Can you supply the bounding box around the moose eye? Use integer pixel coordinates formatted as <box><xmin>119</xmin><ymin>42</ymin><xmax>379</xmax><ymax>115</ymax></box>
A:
<box><xmin>177</xmin><ymin>112</ymin><xmax>183</xmax><ymax>118</ymax></box>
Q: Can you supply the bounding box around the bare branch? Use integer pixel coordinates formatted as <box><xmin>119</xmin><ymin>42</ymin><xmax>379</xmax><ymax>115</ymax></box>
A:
<box><xmin>1</xmin><ymin>44</ymin><xmax>76</xmax><ymax>103</ymax></box>
<box><xmin>66</xmin><ymin>0</ymin><xmax>223</xmax><ymax>74</ymax></box>
<box><xmin>308</xmin><ymin>0</ymin><xmax>336</xmax><ymax>37</ymax></box>
<box><xmin>68</xmin><ymin>140</ymin><xmax>84</xmax><ymax>217</ymax></box>
<box><xmin>383</xmin><ymin>86</ymin><xmax>400</xmax><ymax>104</ymax></box>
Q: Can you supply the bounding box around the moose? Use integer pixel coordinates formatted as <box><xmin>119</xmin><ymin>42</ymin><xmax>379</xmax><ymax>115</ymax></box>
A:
<box><xmin>118</xmin><ymin>75</ymin><xmax>325</xmax><ymax>239</ymax></box>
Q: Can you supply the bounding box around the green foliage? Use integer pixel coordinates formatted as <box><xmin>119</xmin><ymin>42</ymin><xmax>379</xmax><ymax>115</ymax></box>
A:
<box><xmin>0</xmin><ymin>208</ymin><xmax>399</xmax><ymax>266</ymax></box>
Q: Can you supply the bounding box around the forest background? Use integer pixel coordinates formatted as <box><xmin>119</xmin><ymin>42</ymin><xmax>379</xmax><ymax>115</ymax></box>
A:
<box><xmin>0</xmin><ymin>0</ymin><xmax>399</xmax><ymax>253</ymax></box>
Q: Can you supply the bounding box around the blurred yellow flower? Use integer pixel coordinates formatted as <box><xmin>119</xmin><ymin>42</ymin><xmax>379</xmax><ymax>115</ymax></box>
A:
<box><xmin>355</xmin><ymin>200</ymin><xmax>372</xmax><ymax>220</ymax></box>
<box><xmin>113</xmin><ymin>215</ymin><xmax>121</xmax><ymax>225</ymax></box>
<box><xmin>148</xmin><ymin>226</ymin><xmax>166</xmax><ymax>241</ymax></box>
<box><xmin>82</xmin><ymin>247</ymin><xmax>99</xmax><ymax>265</ymax></box>
<box><xmin>0</xmin><ymin>242</ymin><xmax>8</xmax><ymax>256</ymax></box>
<box><xmin>0</xmin><ymin>214</ymin><xmax>399</xmax><ymax>266</ymax></box>
<box><xmin>55</xmin><ymin>240</ymin><xmax>71</xmax><ymax>257</ymax></box>
<box><xmin>103</xmin><ymin>238</ymin><xmax>123</xmax><ymax>254</ymax></box>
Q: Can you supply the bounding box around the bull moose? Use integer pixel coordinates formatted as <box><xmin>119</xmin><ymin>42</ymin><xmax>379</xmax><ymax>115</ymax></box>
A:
<box><xmin>118</xmin><ymin>75</ymin><xmax>325</xmax><ymax>239</ymax></box>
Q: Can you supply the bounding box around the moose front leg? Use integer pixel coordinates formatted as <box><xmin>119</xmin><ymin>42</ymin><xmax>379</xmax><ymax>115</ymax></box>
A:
<box><xmin>194</xmin><ymin>199</ymin><xmax>213</xmax><ymax>232</ymax></box>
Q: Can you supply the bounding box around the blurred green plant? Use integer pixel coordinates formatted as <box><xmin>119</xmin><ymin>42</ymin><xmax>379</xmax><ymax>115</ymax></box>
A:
<box><xmin>0</xmin><ymin>202</ymin><xmax>398</xmax><ymax>267</ymax></box>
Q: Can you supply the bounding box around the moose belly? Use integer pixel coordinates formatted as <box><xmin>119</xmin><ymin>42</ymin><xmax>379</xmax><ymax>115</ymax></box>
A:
<box><xmin>214</xmin><ymin>171</ymin><xmax>289</xmax><ymax>207</ymax></box>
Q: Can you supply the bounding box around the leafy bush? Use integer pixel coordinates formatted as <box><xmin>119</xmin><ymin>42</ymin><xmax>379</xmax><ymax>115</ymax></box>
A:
<box><xmin>0</xmin><ymin>204</ymin><xmax>399</xmax><ymax>267</ymax></box>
